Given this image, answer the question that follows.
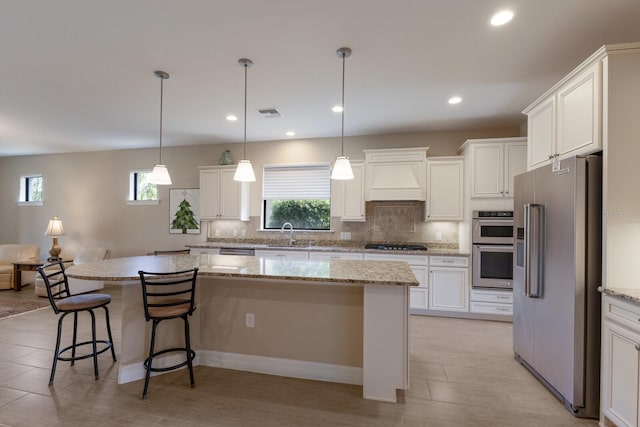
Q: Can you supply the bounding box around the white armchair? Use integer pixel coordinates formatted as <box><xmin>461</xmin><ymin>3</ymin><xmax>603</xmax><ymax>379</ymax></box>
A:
<box><xmin>35</xmin><ymin>247</ymin><xmax>111</xmax><ymax>297</ymax></box>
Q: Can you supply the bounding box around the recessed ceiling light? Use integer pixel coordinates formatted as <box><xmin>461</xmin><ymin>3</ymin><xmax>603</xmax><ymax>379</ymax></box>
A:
<box><xmin>491</xmin><ymin>10</ymin><xmax>514</xmax><ymax>26</ymax></box>
<box><xmin>448</xmin><ymin>96</ymin><xmax>462</xmax><ymax>105</ymax></box>
<box><xmin>332</xmin><ymin>105</ymin><xmax>343</xmax><ymax>113</ymax></box>
<box><xmin>226</xmin><ymin>115</ymin><xmax>238</xmax><ymax>121</ymax></box>
<box><xmin>286</xmin><ymin>131</ymin><xmax>295</xmax><ymax>136</ymax></box>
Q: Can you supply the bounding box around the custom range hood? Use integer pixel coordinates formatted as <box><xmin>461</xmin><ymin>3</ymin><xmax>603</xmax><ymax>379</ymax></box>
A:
<box><xmin>364</xmin><ymin>147</ymin><xmax>429</xmax><ymax>201</ymax></box>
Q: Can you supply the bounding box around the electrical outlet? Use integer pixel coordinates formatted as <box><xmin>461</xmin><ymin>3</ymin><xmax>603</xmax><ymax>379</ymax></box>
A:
<box><xmin>340</xmin><ymin>231</ymin><xmax>351</xmax><ymax>240</ymax></box>
<box><xmin>436</xmin><ymin>232</ymin><xmax>442</xmax><ymax>241</ymax></box>
<box><xmin>245</xmin><ymin>313</ymin><xmax>255</xmax><ymax>328</ymax></box>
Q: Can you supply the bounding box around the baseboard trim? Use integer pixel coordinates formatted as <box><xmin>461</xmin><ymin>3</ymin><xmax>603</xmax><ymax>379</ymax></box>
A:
<box><xmin>117</xmin><ymin>350</ymin><xmax>362</xmax><ymax>386</ymax></box>
<box><xmin>199</xmin><ymin>350</ymin><xmax>362</xmax><ymax>385</ymax></box>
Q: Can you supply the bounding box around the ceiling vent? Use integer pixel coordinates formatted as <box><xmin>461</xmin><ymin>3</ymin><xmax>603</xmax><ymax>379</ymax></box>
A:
<box><xmin>257</xmin><ymin>107</ymin><xmax>281</xmax><ymax>118</ymax></box>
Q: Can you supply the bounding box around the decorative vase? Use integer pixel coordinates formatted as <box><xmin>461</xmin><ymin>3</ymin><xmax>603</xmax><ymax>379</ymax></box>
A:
<box><xmin>219</xmin><ymin>149</ymin><xmax>233</xmax><ymax>165</ymax></box>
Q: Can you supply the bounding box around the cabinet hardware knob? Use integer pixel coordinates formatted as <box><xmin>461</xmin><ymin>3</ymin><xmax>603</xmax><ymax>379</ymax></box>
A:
<box><xmin>548</xmin><ymin>155</ymin><xmax>554</xmax><ymax>159</ymax></box>
<box><xmin>636</xmin><ymin>344</ymin><xmax>640</xmax><ymax>351</ymax></box>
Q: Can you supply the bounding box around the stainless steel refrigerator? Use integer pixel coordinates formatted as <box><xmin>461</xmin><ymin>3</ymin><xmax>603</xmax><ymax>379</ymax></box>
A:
<box><xmin>513</xmin><ymin>154</ymin><xmax>602</xmax><ymax>418</ymax></box>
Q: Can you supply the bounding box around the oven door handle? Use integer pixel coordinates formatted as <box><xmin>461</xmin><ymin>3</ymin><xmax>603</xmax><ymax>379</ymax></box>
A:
<box><xmin>524</xmin><ymin>203</ymin><xmax>543</xmax><ymax>298</ymax></box>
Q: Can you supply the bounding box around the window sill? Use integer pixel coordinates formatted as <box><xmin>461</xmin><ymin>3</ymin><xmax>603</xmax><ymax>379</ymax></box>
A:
<box><xmin>17</xmin><ymin>201</ymin><xmax>43</xmax><ymax>207</ymax></box>
<box><xmin>126</xmin><ymin>200</ymin><xmax>159</xmax><ymax>206</ymax></box>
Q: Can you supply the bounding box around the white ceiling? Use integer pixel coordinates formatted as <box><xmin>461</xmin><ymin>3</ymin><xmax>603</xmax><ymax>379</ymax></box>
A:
<box><xmin>1</xmin><ymin>0</ymin><xmax>640</xmax><ymax>157</ymax></box>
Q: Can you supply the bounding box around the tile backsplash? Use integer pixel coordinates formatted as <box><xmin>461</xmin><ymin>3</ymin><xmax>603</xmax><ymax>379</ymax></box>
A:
<box><xmin>206</xmin><ymin>201</ymin><xmax>458</xmax><ymax>246</ymax></box>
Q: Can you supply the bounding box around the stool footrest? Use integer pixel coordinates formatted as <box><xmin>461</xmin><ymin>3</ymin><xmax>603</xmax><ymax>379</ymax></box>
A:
<box><xmin>57</xmin><ymin>340</ymin><xmax>114</xmax><ymax>362</ymax></box>
<box><xmin>144</xmin><ymin>347</ymin><xmax>196</xmax><ymax>373</ymax></box>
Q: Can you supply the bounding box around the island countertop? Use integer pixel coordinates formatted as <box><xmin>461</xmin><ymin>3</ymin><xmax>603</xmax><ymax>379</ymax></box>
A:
<box><xmin>66</xmin><ymin>254</ymin><xmax>419</xmax><ymax>287</ymax></box>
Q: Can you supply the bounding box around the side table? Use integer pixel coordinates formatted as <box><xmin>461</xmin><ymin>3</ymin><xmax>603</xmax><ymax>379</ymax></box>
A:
<box><xmin>12</xmin><ymin>259</ymin><xmax>69</xmax><ymax>292</ymax></box>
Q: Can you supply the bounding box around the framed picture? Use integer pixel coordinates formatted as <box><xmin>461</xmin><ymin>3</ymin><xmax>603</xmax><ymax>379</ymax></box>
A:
<box><xmin>169</xmin><ymin>189</ymin><xmax>200</xmax><ymax>234</ymax></box>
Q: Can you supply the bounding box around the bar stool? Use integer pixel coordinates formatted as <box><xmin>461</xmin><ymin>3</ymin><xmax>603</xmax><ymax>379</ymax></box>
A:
<box><xmin>138</xmin><ymin>268</ymin><xmax>198</xmax><ymax>399</ymax></box>
<box><xmin>37</xmin><ymin>261</ymin><xmax>117</xmax><ymax>385</ymax></box>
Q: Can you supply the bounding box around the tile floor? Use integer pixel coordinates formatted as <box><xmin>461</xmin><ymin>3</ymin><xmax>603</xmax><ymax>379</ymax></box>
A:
<box><xmin>0</xmin><ymin>284</ymin><xmax>598</xmax><ymax>426</ymax></box>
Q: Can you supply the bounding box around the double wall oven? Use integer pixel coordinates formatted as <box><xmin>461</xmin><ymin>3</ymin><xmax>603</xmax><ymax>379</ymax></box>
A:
<box><xmin>472</xmin><ymin>210</ymin><xmax>514</xmax><ymax>290</ymax></box>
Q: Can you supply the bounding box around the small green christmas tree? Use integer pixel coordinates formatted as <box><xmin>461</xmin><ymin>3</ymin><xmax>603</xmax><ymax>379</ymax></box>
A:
<box><xmin>171</xmin><ymin>193</ymin><xmax>199</xmax><ymax>234</ymax></box>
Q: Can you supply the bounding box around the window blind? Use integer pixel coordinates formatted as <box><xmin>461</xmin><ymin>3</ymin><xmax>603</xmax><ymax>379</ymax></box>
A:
<box><xmin>263</xmin><ymin>165</ymin><xmax>331</xmax><ymax>200</ymax></box>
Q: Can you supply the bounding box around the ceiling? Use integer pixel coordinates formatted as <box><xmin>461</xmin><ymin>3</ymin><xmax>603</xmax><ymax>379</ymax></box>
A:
<box><xmin>1</xmin><ymin>0</ymin><xmax>640</xmax><ymax>157</ymax></box>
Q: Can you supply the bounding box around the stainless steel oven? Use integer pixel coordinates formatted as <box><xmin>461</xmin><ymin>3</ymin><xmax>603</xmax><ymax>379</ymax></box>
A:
<box><xmin>472</xmin><ymin>211</ymin><xmax>514</xmax><ymax>290</ymax></box>
<box><xmin>472</xmin><ymin>244</ymin><xmax>514</xmax><ymax>289</ymax></box>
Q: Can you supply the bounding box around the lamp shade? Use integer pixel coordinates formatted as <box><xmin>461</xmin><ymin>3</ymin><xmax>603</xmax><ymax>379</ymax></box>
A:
<box><xmin>331</xmin><ymin>156</ymin><xmax>354</xmax><ymax>180</ymax></box>
<box><xmin>149</xmin><ymin>164</ymin><xmax>172</xmax><ymax>185</ymax></box>
<box><xmin>234</xmin><ymin>159</ymin><xmax>256</xmax><ymax>182</ymax></box>
<box><xmin>44</xmin><ymin>216</ymin><xmax>65</xmax><ymax>236</ymax></box>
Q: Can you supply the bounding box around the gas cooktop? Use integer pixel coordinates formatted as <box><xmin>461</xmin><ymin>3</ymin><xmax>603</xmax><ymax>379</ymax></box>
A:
<box><xmin>364</xmin><ymin>244</ymin><xmax>428</xmax><ymax>251</ymax></box>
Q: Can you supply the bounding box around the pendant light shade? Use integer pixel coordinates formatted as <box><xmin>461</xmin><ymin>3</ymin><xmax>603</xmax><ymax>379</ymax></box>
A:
<box><xmin>234</xmin><ymin>58</ymin><xmax>256</xmax><ymax>182</ymax></box>
<box><xmin>149</xmin><ymin>70</ymin><xmax>172</xmax><ymax>185</ymax></box>
<box><xmin>234</xmin><ymin>159</ymin><xmax>256</xmax><ymax>182</ymax></box>
<box><xmin>331</xmin><ymin>47</ymin><xmax>354</xmax><ymax>181</ymax></box>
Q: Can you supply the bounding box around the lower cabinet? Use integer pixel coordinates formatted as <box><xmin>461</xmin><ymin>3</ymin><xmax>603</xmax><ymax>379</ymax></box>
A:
<box><xmin>308</xmin><ymin>251</ymin><xmax>364</xmax><ymax>260</ymax></box>
<box><xmin>254</xmin><ymin>250</ymin><xmax>309</xmax><ymax>259</ymax></box>
<box><xmin>190</xmin><ymin>248</ymin><xmax>220</xmax><ymax>255</ymax></box>
<box><xmin>601</xmin><ymin>295</ymin><xmax>640</xmax><ymax>427</ymax></box>
<box><xmin>364</xmin><ymin>253</ymin><xmax>429</xmax><ymax>313</ymax></box>
<box><xmin>429</xmin><ymin>257</ymin><xmax>469</xmax><ymax>312</ymax></box>
<box><xmin>470</xmin><ymin>289</ymin><xmax>513</xmax><ymax>316</ymax></box>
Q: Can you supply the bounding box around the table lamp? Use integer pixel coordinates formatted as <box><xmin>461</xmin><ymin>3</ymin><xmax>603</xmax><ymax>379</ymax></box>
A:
<box><xmin>44</xmin><ymin>216</ymin><xmax>65</xmax><ymax>261</ymax></box>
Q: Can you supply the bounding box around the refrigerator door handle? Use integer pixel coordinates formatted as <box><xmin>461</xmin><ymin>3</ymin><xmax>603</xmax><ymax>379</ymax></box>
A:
<box><xmin>524</xmin><ymin>203</ymin><xmax>544</xmax><ymax>298</ymax></box>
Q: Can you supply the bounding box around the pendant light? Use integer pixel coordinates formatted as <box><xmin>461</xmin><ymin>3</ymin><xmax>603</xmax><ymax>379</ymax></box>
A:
<box><xmin>233</xmin><ymin>58</ymin><xmax>256</xmax><ymax>182</ymax></box>
<box><xmin>149</xmin><ymin>70</ymin><xmax>172</xmax><ymax>185</ymax></box>
<box><xmin>331</xmin><ymin>47</ymin><xmax>354</xmax><ymax>180</ymax></box>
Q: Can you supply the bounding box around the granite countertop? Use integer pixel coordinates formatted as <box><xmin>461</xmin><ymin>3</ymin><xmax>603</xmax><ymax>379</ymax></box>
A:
<box><xmin>187</xmin><ymin>242</ymin><xmax>468</xmax><ymax>257</ymax></box>
<box><xmin>66</xmin><ymin>254</ymin><xmax>419</xmax><ymax>287</ymax></box>
<box><xmin>599</xmin><ymin>286</ymin><xmax>640</xmax><ymax>304</ymax></box>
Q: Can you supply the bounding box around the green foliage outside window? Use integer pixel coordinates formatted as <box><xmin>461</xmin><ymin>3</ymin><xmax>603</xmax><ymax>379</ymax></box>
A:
<box><xmin>28</xmin><ymin>176</ymin><xmax>43</xmax><ymax>201</ymax></box>
<box><xmin>268</xmin><ymin>199</ymin><xmax>330</xmax><ymax>230</ymax></box>
<box><xmin>137</xmin><ymin>172</ymin><xmax>157</xmax><ymax>200</ymax></box>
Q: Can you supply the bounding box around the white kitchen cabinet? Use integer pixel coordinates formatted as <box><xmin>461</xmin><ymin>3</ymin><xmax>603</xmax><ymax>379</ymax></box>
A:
<box><xmin>425</xmin><ymin>156</ymin><xmax>464</xmax><ymax>221</ymax></box>
<box><xmin>199</xmin><ymin>166</ymin><xmax>243</xmax><ymax>220</ymax></box>
<box><xmin>428</xmin><ymin>256</ymin><xmax>468</xmax><ymax>312</ymax></box>
<box><xmin>254</xmin><ymin>249</ymin><xmax>309</xmax><ymax>259</ymax></box>
<box><xmin>308</xmin><ymin>251</ymin><xmax>363</xmax><ymax>260</ymax></box>
<box><xmin>190</xmin><ymin>248</ymin><xmax>220</xmax><ymax>255</ymax></box>
<box><xmin>524</xmin><ymin>57</ymin><xmax>601</xmax><ymax>170</ymax></box>
<box><xmin>340</xmin><ymin>160</ymin><xmax>366</xmax><ymax>222</ymax></box>
<box><xmin>459</xmin><ymin>137</ymin><xmax>527</xmax><ymax>198</ymax></box>
<box><xmin>601</xmin><ymin>295</ymin><xmax>640</xmax><ymax>427</ymax></box>
<box><xmin>364</xmin><ymin>253</ymin><xmax>429</xmax><ymax>312</ymax></box>
<box><xmin>470</xmin><ymin>289</ymin><xmax>512</xmax><ymax>316</ymax></box>
<box><xmin>364</xmin><ymin>147</ymin><xmax>428</xmax><ymax>201</ymax></box>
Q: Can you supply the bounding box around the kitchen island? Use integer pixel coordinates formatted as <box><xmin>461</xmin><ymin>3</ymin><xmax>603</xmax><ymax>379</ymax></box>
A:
<box><xmin>66</xmin><ymin>253</ymin><xmax>418</xmax><ymax>402</ymax></box>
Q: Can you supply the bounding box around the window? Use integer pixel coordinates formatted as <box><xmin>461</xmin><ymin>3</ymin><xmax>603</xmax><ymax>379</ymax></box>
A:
<box><xmin>19</xmin><ymin>175</ymin><xmax>43</xmax><ymax>204</ymax></box>
<box><xmin>262</xmin><ymin>164</ymin><xmax>331</xmax><ymax>230</ymax></box>
<box><xmin>129</xmin><ymin>170</ymin><xmax>157</xmax><ymax>201</ymax></box>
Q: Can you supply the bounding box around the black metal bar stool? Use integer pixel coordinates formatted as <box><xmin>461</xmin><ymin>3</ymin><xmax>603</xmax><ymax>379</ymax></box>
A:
<box><xmin>37</xmin><ymin>261</ymin><xmax>117</xmax><ymax>385</ymax></box>
<box><xmin>138</xmin><ymin>267</ymin><xmax>198</xmax><ymax>399</ymax></box>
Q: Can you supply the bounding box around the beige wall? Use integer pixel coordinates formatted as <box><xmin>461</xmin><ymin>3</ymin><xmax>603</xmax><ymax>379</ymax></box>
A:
<box><xmin>0</xmin><ymin>127</ymin><xmax>519</xmax><ymax>258</ymax></box>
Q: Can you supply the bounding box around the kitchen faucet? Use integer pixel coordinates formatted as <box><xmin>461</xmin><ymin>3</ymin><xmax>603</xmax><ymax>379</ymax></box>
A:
<box><xmin>281</xmin><ymin>222</ymin><xmax>295</xmax><ymax>245</ymax></box>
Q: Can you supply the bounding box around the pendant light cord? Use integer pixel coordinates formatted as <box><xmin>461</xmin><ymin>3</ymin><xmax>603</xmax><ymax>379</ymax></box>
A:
<box><xmin>158</xmin><ymin>75</ymin><xmax>165</xmax><ymax>164</ymax></box>
<box><xmin>243</xmin><ymin>62</ymin><xmax>248</xmax><ymax>160</ymax></box>
<box><xmin>340</xmin><ymin>52</ymin><xmax>346</xmax><ymax>156</ymax></box>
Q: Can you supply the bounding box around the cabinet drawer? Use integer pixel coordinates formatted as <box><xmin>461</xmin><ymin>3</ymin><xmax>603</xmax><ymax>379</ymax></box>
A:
<box><xmin>603</xmin><ymin>296</ymin><xmax>640</xmax><ymax>332</ymax></box>
<box><xmin>429</xmin><ymin>256</ymin><xmax>468</xmax><ymax>268</ymax></box>
<box><xmin>308</xmin><ymin>252</ymin><xmax>364</xmax><ymax>260</ymax></box>
<box><xmin>471</xmin><ymin>289</ymin><xmax>513</xmax><ymax>303</ymax></box>
<box><xmin>470</xmin><ymin>302</ymin><xmax>513</xmax><ymax>315</ymax></box>
<box><xmin>364</xmin><ymin>253</ymin><xmax>428</xmax><ymax>265</ymax></box>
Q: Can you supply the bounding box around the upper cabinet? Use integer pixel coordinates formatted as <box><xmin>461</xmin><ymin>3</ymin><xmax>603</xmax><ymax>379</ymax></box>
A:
<box><xmin>459</xmin><ymin>137</ymin><xmax>527</xmax><ymax>199</ymax></box>
<box><xmin>341</xmin><ymin>160</ymin><xmax>366</xmax><ymax>221</ymax></box>
<box><xmin>364</xmin><ymin>147</ymin><xmax>428</xmax><ymax>201</ymax></box>
<box><xmin>524</xmin><ymin>55</ymin><xmax>602</xmax><ymax>170</ymax></box>
<box><xmin>199</xmin><ymin>166</ymin><xmax>246</xmax><ymax>220</ymax></box>
<box><xmin>425</xmin><ymin>156</ymin><xmax>464</xmax><ymax>221</ymax></box>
